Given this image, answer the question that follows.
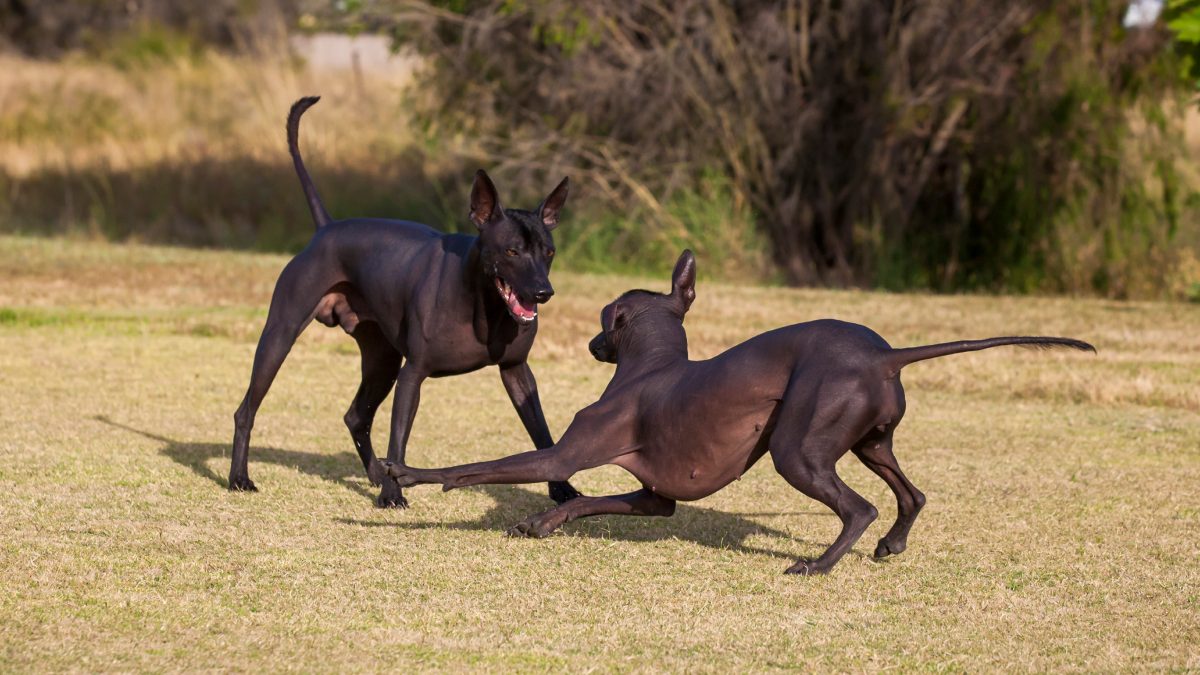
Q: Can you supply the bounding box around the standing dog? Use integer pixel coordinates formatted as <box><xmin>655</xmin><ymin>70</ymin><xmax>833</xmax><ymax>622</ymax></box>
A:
<box><xmin>381</xmin><ymin>250</ymin><xmax>1094</xmax><ymax>574</ymax></box>
<box><xmin>230</xmin><ymin>96</ymin><xmax>579</xmax><ymax>508</ymax></box>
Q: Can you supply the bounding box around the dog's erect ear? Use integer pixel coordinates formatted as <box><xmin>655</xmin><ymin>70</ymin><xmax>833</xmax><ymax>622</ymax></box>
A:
<box><xmin>538</xmin><ymin>176</ymin><xmax>569</xmax><ymax>230</ymax></box>
<box><xmin>469</xmin><ymin>169</ymin><xmax>503</xmax><ymax>228</ymax></box>
<box><xmin>601</xmin><ymin>302</ymin><xmax>626</xmax><ymax>334</ymax></box>
<box><xmin>671</xmin><ymin>249</ymin><xmax>696</xmax><ymax>312</ymax></box>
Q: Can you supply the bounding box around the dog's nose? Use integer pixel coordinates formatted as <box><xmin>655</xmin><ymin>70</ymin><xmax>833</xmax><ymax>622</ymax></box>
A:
<box><xmin>533</xmin><ymin>288</ymin><xmax>554</xmax><ymax>303</ymax></box>
<box><xmin>588</xmin><ymin>333</ymin><xmax>609</xmax><ymax>361</ymax></box>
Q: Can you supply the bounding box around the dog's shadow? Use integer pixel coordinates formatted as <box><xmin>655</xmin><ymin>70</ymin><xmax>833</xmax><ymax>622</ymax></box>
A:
<box><xmin>97</xmin><ymin>415</ymin><xmax>377</xmax><ymax>500</ymax></box>
<box><xmin>343</xmin><ymin>480</ymin><xmax>849</xmax><ymax>559</ymax></box>
<box><xmin>341</xmin><ymin>483</ymin><xmax>835</xmax><ymax>561</ymax></box>
<box><xmin>99</xmin><ymin>416</ymin><xmax>850</xmax><ymax>562</ymax></box>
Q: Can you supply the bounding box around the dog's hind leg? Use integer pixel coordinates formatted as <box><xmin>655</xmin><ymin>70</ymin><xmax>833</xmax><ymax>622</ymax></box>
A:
<box><xmin>769</xmin><ymin>380</ymin><xmax>879</xmax><ymax>575</ymax></box>
<box><xmin>344</xmin><ymin>321</ymin><xmax>401</xmax><ymax>486</ymax></box>
<box><xmin>852</xmin><ymin>427</ymin><xmax>925</xmax><ymax>559</ymax></box>
<box><xmin>506</xmin><ymin>488</ymin><xmax>675</xmax><ymax>538</ymax></box>
<box><xmin>230</xmin><ymin>256</ymin><xmax>335</xmax><ymax>491</ymax></box>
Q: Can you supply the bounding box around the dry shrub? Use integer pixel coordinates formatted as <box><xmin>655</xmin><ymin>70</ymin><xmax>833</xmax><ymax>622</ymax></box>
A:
<box><xmin>366</xmin><ymin>0</ymin><xmax>1196</xmax><ymax>296</ymax></box>
<box><xmin>0</xmin><ymin>0</ymin><xmax>294</xmax><ymax>56</ymax></box>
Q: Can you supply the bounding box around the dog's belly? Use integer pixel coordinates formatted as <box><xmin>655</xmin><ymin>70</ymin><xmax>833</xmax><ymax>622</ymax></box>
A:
<box><xmin>616</xmin><ymin>401</ymin><xmax>777</xmax><ymax>502</ymax></box>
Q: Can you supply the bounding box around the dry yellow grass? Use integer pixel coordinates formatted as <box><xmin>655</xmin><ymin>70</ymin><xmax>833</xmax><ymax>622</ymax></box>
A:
<box><xmin>1</xmin><ymin>234</ymin><xmax>1198</xmax><ymax>671</ymax></box>
<box><xmin>0</xmin><ymin>49</ymin><xmax>455</xmax><ymax>258</ymax></box>
<box><xmin>0</xmin><ymin>50</ymin><xmax>415</xmax><ymax>177</ymax></box>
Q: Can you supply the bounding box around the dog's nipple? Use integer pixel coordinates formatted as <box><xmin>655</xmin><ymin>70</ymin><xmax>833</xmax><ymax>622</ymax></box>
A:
<box><xmin>690</xmin><ymin>468</ymin><xmax>698</xmax><ymax>479</ymax></box>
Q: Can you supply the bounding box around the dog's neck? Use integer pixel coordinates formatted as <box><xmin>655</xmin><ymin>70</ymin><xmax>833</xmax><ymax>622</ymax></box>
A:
<box><xmin>615</xmin><ymin>316</ymin><xmax>689</xmax><ymax>374</ymax></box>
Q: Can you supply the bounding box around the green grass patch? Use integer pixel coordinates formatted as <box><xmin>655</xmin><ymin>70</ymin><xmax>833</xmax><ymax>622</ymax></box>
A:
<box><xmin>0</xmin><ymin>306</ymin><xmax>111</xmax><ymax>328</ymax></box>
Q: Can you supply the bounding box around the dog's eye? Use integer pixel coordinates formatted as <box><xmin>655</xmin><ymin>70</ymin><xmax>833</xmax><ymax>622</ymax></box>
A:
<box><xmin>506</xmin><ymin>249</ymin><xmax>518</xmax><ymax>257</ymax></box>
<box><xmin>546</xmin><ymin>249</ymin><xmax>555</xmax><ymax>258</ymax></box>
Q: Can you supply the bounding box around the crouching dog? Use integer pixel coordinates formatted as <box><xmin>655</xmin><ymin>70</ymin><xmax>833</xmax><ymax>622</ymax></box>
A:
<box><xmin>382</xmin><ymin>250</ymin><xmax>1094</xmax><ymax>575</ymax></box>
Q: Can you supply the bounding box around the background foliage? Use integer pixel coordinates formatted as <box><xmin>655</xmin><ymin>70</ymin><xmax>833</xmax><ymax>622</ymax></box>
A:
<box><xmin>368</xmin><ymin>0</ymin><xmax>1199</xmax><ymax>296</ymax></box>
<box><xmin>1</xmin><ymin>0</ymin><xmax>1198</xmax><ymax>298</ymax></box>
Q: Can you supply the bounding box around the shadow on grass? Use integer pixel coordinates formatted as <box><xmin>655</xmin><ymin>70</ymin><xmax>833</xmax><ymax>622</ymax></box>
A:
<box><xmin>340</xmin><ymin>483</ymin><xmax>849</xmax><ymax>562</ymax></box>
<box><xmin>97</xmin><ymin>415</ymin><xmax>862</xmax><ymax>563</ymax></box>
<box><xmin>95</xmin><ymin>415</ymin><xmax>376</xmax><ymax>500</ymax></box>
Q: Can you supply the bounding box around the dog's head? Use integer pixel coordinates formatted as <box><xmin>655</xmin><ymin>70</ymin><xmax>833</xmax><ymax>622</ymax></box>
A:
<box><xmin>589</xmin><ymin>249</ymin><xmax>696</xmax><ymax>364</ymax></box>
<box><xmin>470</xmin><ymin>170</ymin><xmax>569</xmax><ymax>325</ymax></box>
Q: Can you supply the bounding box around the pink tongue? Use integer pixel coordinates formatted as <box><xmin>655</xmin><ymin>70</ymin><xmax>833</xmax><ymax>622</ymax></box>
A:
<box><xmin>508</xmin><ymin>294</ymin><xmax>537</xmax><ymax>319</ymax></box>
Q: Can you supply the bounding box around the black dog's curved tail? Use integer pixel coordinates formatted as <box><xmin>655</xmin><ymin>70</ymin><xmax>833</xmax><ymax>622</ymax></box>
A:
<box><xmin>886</xmin><ymin>336</ymin><xmax>1095</xmax><ymax>372</ymax></box>
<box><xmin>287</xmin><ymin>96</ymin><xmax>332</xmax><ymax>230</ymax></box>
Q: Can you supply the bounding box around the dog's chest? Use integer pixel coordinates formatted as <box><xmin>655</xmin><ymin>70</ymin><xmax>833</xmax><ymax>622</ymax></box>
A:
<box><xmin>423</xmin><ymin>316</ymin><xmax>534</xmax><ymax>376</ymax></box>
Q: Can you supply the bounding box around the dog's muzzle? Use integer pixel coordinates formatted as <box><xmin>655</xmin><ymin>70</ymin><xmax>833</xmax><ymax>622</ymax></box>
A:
<box><xmin>589</xmin><ymin>333</ymin><xmax>616</xmax><ymax>363</ymax></box>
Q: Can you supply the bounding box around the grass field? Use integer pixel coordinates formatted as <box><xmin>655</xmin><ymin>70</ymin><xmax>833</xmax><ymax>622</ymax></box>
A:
<box><xmin>1</xmin><ymin>234</ymin><xmax>1198</xmax><ymax>671</ymax></box>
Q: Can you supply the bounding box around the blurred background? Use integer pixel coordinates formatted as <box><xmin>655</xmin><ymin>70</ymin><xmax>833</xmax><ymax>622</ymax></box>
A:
<box><xmin>1</xmin><ymin>0</ymin><xmax>1198</xmax><ymax>299</ymax></box>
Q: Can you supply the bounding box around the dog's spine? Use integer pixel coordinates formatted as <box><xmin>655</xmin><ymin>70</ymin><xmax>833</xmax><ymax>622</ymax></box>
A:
<box><xmin>287</xmin><ymin>96</ymin><xmax>332</xmax><ymax>230</ymax></box>
<box><xmin>885</xmin><ymin>336</ymin><xmax>1095</xmax><ymax>371</ymax></box>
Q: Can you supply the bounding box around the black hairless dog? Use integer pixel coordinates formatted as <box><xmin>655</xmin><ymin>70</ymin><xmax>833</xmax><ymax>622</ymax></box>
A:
<box><xmin>230</xmin><ymin>96</ymin><xmax>579</xmax><ymax>508</ymax></box>
<box><xmin>381</xmin><ymin>250</ymin><xmax>1095</xmax><ymax>574</ymax></box>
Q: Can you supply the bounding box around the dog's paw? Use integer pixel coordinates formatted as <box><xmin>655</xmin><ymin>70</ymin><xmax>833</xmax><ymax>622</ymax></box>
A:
<box><xmin>381</xmin><ymin>460</ymin><xmax>420</xmax><ymax>488</ymax></box>
<box><xmin>548</xmin><ymin>481</ymin><xmax>582</xmax><ymax>505</ymax></box>
<box><xmin>375</xmin><ymin>492</ymin><xmax>410</xmax><ymax>509</ymax></box>
<box><xmin>873</xmin><ymin>537</ymin><xmax>907</xmax><ymax>559</ymax></box>
<box><xmin>228</xmin><ymin>476</ymin><xmax>258</xmax><ymax>492</ymax></box>
<box><xmin>784</xmin><ymin>560</ymin><xmax>829</xmax><ymax>576</ymax></box>
<box><xmin>506</xmin><ymin>517</ymin><xmax>554</xmax><ymax>538</ymax></box>
<box><xmin>376</xmin><ymin>480</ymin><xmax>409</xmax><ymax>509</ymax></box>
<box><xmin>506</xmin><ymin>522</ymin><xmax>533</xmax><ymax>538</ymax></box>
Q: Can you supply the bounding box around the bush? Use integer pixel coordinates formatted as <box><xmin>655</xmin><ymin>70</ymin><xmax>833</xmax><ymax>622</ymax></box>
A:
<box><xmin>0</xmin><ymin>0</ymin><xmax>295</xmax><ymax>57</ymax></box>
<box><xmin>361</xmin><ymin>0</ymin><xmax>1197</xmax><ymax>296</ymax></box>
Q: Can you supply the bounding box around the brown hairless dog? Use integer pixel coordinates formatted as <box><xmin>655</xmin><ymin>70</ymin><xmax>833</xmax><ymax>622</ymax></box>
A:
<box><xmin>383</xmin><ymin>250</ymin><xmax>1095</xmax><ymax>574</ymax></box>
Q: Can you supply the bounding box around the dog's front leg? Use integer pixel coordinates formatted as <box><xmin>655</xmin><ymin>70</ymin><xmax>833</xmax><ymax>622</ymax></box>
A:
<box><xmin>383</xmin><ymin>430</ymin><xmax>619</xmax><ymax>492</ymax></box>
<box><xmin>377</xmin><ymin>365</ymin><xmax>426</xmax><ymax>508</ymax></box>
<box><xmin>384</xmin><ymin>403</ymin><xmax>631</xmax><ymax>494</ymax></box>
<box><xmin>385</xmin><ymin>446</ymin><xmax>573</xmax><ymax>491</ymax></box>
<box><xmin>500</xmin><ymin>362</ymin><xmax>582</xmax><ymax>504</ymax></box>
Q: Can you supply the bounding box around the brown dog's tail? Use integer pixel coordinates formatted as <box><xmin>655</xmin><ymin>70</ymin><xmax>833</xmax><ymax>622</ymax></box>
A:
<box><xmin>885</xmin><ymin>336</ymin><xmax>1095</xmax><ymax>372</ymax></box>
<box><xmin>287</xmin><ymin>96</ymin><xmax>332</xmax><ymax>230</ymax></box>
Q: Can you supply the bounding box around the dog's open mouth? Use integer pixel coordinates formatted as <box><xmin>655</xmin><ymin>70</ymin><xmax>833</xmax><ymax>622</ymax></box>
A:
<box><xmin>495</xmin><ymin>277</ymin><xmax>537</xmax><ymax>324</ymax></box>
